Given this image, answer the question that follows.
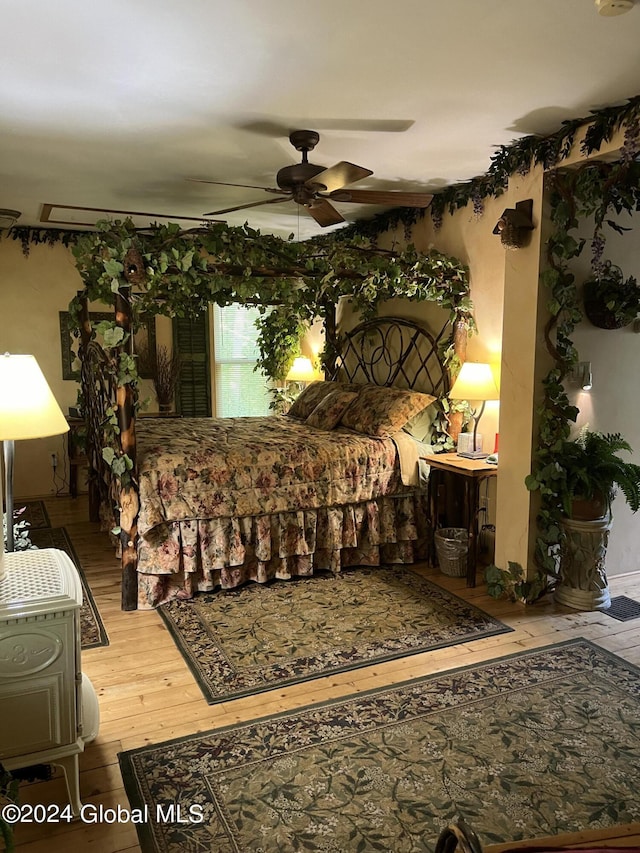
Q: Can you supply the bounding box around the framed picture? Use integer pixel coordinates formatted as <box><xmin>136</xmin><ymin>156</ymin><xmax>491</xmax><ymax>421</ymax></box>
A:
<box><xmin>59</xmin><ymin>311</ymin><xmax>157</xmax><ymax>381</ymax></box>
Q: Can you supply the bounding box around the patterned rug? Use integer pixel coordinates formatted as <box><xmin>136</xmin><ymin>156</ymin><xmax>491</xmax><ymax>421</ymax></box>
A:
<box><xmin>158</xmin><ymin>566</ymin><xmax>512</xmax><ymax>704</ymax></box>
<box><xmin>15</xmin><ymin>499</ymin><xmax>51</xmax><ymax>530</ymax></box>
<box><xmin>29</xmin><ymin>527</ymin><xmax>109</xmax><ymax>649</ymax></box>
<box><xmin>120</xmin><ymin>639</ymin><xmax>640</xmax><ymax>853</ymax></box>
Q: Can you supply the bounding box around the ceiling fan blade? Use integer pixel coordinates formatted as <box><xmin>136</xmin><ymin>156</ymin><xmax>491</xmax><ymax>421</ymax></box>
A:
<box><xmin>189</xmin><ymin>178</ymin><xmax>285</xmax><ymax>195</ymax></box>
<box><xmin>306</xmin><ymin>198</ymin><xmax>345</xmax><ymax>228</ymax></box>
<box><xmin>203</xmin><ymin>196</ymin><xmax>292</xmax><ymax>216</ymax></box>
<box><xmin>306</xmin><ymin>161</ymin><xmax>373</xmax><ymax>194</ymax></box>
<box><xmin>328</xmin><ymin>189</ymin><xmax>433</xmax><ymax>208</ymax></box>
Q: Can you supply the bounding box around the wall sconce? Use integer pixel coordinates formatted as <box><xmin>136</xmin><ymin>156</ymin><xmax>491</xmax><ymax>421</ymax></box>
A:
<box><xmin>569</xmin><ymin>361</ymin><xmax>593</xmax><ymax>391</ymax></box>
<box><xmin>493</xmin><ymin>199</ymin><xmax>535</xmax><ymax>249</ymax></box>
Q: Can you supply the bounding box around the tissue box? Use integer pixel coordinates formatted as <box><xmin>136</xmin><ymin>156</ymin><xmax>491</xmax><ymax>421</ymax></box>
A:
<box><xmin>457</xmin><ymin>433</ymin><xmax>482</xmax><ymax>455</ymax></box>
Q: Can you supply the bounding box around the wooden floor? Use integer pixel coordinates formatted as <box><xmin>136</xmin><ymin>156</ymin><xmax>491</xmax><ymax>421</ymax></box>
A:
<box><xmin>8</xmin><ymin>495</ymin><xmax>640</xmax><ymax>852</ymax></box>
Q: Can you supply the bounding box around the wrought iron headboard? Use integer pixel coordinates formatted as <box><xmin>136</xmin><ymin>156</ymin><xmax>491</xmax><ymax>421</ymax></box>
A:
<box><xmin>330</xmin><ymin>316</ymin><xmax>450</xmax><ymax>397</ymax></box>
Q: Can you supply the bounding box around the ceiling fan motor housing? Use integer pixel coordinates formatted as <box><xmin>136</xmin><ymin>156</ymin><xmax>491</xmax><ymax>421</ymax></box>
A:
<box><xmin>276</xmin><ymin>162</ymin><xmax>326</xmax><ymax>195</ymax></box>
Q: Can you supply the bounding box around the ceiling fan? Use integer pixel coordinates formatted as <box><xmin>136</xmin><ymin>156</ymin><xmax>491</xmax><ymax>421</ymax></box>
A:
<box><xmin>191</xmin><ymin>130</ymin><xmax>433</xmax><ymax>227</ymax></box>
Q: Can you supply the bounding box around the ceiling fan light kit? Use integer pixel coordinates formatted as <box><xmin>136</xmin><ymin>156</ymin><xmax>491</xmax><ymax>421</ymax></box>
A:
<box><xmin>194</xmin><ymin>129</ymin><xmax>432</xmax><ymax>227</ymax></box>
<box><xmin>0</xmin><ymin>209</ymin><xmax>21</xmax><ymax>230</ymax></box>
<box><xmin>595</xmin><ymin>0</ymin><xmax>634</xmax><ymax>15</ymax></box>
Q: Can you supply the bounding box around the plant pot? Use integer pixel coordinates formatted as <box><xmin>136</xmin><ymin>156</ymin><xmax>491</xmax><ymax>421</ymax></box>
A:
<box><xmin>555</xmin><ymin>515</ymin><xmax>611</xmax><ymax>611</ymax></box>
<box><xmin>570</xmin><ymin>493</ymin><xmax>608</xmax><ymax>521</ymax></box>
<box><xmin>583</xmin><ymin>279</ymin><xmax>635</xmax><ymax>329</ymax></box>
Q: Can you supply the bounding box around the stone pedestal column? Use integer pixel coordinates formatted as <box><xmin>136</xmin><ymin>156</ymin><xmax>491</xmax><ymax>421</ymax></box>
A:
<box><xmin>556</xmin><ymin>515</ymin><xmax>612</xmax><ymax>610</ymax></box>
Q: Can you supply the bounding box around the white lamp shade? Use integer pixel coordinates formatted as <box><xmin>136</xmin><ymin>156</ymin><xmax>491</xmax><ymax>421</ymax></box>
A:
<box><xmin>0</xmin><ymin>354</ymin><xmax>69</xmax><ymax>440</ymax></box>
<box><xmin>449</xmin><ymin>362</ymin><xmax>500</xmax><ymax>402</ymax></box>
<box><xmin>286</xmin><ymin>356</ymin><xmax>316</xmax><ymax>382</ymax></box>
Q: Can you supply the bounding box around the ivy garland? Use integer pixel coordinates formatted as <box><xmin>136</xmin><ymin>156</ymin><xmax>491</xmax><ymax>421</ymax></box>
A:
<box><xmin>68</xmin><ymin>218</ymin><xmax>472</xmax><ymax>379</ymax></box>
<box><xmin>65</xmin><ymin>220</ymin><xmax>473</xmax><ymax>489</ymax></box>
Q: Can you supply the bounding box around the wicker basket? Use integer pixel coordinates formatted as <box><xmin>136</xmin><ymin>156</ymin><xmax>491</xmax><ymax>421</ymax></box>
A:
<box><xmin>434</xmin><ymin>528</ymin><xmax>469</xmax><ymax>577</ymax></box>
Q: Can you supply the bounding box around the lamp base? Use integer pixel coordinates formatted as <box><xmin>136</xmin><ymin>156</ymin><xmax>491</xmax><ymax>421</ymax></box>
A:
<box><xmin>457</xmin><ymin>450</ymin><xmax>489</xmax><ymax>459</ymax></box>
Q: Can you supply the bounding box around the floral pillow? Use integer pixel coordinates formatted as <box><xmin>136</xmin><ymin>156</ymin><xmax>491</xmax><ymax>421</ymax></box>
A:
<box><xmin>306</xmin><ymin>389</ymin><xmax>359</xmax><ymax>431</ymax></box>
<box><xmin>339</xmin><ymin>385</ymin><xmax>436</xmax><ymax>438</ymax></box>
<box><xmin>287</xmin><ymin>380</ymin><xmax>360</xmax><ymax>420</ymax></box>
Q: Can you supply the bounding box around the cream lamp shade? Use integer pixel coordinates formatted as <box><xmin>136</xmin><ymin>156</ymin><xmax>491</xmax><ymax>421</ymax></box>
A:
<box><xmin>286</xmin><ymin>356</ymin><xmax>316</xmax><ymax>383</ymax></box>
<box><xmin>449</xmin><ymin>362</ymin><xmax>499</xmax><ymax>459</ymax></box>
<box><xmin>449</xmin><ymin>361</ymin><xmax>499</xmax><ymax>402</ymax></box>
<box><xmin>0</xmin><ymin>354</ymin><xmax>70</xmax><ymax>440</ymax></box>
<box><xmin>0</xmin><ymin>354</ymin><xmax>69</xmax><ymax>566</ymax></box>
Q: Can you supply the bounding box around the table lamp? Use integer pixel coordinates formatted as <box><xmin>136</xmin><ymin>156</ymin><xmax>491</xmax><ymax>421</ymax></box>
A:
<box><xmin>449</xmin><ymin>362</ymin><xmax>500</xmax><ymax>459</ymax></box>
<box><xmin>286</xmin><ymin>356</ymin><xmax>316</xmax><ymax>386</ymax></box>
<box><xmin>0</xmin><ymin>354</ymin><xmax>69</xmax><ymax>555</ymax></box>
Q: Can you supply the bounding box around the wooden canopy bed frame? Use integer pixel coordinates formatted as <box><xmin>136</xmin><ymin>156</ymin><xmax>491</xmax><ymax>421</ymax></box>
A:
<box><xmin>77</xmin><ymin>290</ymin><xmax>463</xmax><ymax>611</ymax></box>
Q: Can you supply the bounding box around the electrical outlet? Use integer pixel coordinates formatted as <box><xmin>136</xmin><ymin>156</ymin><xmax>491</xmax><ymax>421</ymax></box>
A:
<box><xmin>50</xmin><ymin>452</ymin><xmax>58</xmax><ymax>468</ymax></box>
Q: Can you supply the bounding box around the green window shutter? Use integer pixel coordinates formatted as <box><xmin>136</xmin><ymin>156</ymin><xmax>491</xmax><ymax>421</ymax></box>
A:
<box><xmin>173</xmin><ymin>313</ymin><xmax>212</xmax><ymax>417</ymax></box>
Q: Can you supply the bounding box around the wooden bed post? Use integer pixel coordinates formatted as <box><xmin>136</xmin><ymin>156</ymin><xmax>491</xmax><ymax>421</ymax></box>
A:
<box><xmin>448</xmin><ymin>316</ymin><xmax>468</xmax><ymax>444</ymax></box>
<box><xmin>322</xmin><ymin>300</ymin><xmax>337</xmax><ymax>377</ymax></box>
<box><xmin>114</xmin><ymin>285</ymin><xmax>139</xmax><ymax>611</ymax></box>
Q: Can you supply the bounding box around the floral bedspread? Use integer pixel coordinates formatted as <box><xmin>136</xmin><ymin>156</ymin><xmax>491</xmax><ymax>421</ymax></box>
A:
<box><xmin>136</xmin><ymin>415</ymin><xmax>403</xmax><ymax>536</ymax></box>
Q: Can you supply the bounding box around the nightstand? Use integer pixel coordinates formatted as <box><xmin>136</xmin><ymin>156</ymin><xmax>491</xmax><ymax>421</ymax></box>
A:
<box><xmin>422</xmin><ymin>452</ymin><xmax>498</xmax><ymax>587</ymax></box>
<box><xmin>0</xmin><ymin>548</ymin><xmax>100</xmax><ymax>815</ymax></box>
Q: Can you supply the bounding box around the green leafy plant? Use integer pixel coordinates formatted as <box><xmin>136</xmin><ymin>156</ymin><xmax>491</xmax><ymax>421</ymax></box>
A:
<box><xmin>2</xmin><ymin>506</ymin><xmax>36</xmax><ymax>552</ymax></box>
<box><xmin>541</xmin><ymin>427</ymin><xmax>640</xmax><ymax>517</ymax></box>
<box><xmin>484</xmin><ymin>561</ymin><xmax>550</xmax><ymax>604</ymax></box>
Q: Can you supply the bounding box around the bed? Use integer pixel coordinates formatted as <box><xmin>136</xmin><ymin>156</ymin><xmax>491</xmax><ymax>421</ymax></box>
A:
<box><xmin>79</xmin><ymin>313</ymin><xmax>455</xmax><ymax>610</ymax></box>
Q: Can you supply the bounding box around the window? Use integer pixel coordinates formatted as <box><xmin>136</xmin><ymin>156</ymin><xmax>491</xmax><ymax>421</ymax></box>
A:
<box><xmin>213</xmin><ymin>304</ymin><xmax>272</xmax><ymax>417</ymax></box>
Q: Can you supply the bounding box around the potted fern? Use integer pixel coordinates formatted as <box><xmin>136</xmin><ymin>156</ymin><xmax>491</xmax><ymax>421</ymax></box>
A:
<box><xmin>558</xmin><ymin>428</ymin><xmax>640</xmax><ymax>520</ymax></box>
<box><xmin>554</xmin><ymin>428</ymin><xmax>640</xmax><ymax>609</ymax></box>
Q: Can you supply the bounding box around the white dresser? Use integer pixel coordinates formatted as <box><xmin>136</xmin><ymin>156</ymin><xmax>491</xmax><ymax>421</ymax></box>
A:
<box><xmin>0</xmin><ymin>548</ymin><xmax>99</xmax><ymax>814</ymax></box>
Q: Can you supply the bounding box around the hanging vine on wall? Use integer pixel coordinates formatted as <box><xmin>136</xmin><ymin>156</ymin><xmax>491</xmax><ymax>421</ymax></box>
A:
<box><xmin>486</xmin><ymin>131</ymin><xmax>640</xmax><ymax>603</ymax></box>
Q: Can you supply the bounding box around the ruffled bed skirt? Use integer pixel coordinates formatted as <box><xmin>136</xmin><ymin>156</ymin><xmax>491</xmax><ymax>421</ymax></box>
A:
<box><xmin>136</xmin><ymin>491</ymin><xmax>431</xmax><ymax>609</ymax></box>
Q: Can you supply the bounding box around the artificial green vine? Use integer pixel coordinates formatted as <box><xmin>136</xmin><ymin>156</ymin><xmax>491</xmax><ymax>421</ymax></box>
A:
<box><xmin>69</xmin><ymin>218</ymin><xmax>472</xmax><ymax>487</ymax></box>
<box><xmin>69</xmin><ymin>218</ymin><xmax>472</xmax><ymax>382</ymax></box>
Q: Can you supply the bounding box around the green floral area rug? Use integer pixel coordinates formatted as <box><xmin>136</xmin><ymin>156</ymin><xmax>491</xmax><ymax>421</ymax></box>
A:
<box><xmin>29</xmin><ymin>526</ymin><xmax>109</xmax><ymax>649</ymax></box>
<box><xmin>158</xmin><ymin>566</ymin><xmax>511</xmax><ymax>703</ymax></box>
<box><xmin>119</xmin><ymin>639</ymin><xmax>640</xmax><ymax>853</ymax></box>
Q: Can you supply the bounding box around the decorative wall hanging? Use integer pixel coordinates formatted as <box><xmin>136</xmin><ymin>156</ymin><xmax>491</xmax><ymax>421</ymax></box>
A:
<box><xmin>492</xmin><ymin>199</ymin><xmax>535</xmax><ymax>249</ymax></box>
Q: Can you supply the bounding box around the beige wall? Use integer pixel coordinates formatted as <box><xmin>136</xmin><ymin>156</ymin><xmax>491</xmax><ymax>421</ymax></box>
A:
<box><xmin>0</xmin><ymin>239</ymin><xmax>84</xmax><ymax>498</ymax></box>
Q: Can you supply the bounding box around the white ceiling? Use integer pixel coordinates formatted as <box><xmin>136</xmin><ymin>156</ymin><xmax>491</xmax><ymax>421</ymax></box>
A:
<box><xmin>1</xmin><ymin>0</ymin><xmax>640</xmax><ymax>241</ymax></box>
